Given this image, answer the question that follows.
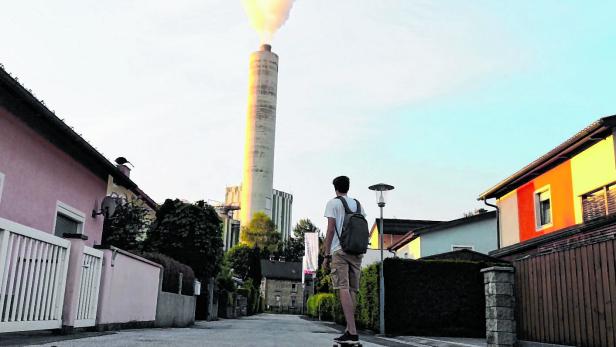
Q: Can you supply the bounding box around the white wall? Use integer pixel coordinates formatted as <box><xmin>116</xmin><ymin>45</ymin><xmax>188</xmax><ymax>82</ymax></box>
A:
<box><xmin>420</xmin><ymin>216</ymin><xmax>498</xmax><ymax>257</ymax></box>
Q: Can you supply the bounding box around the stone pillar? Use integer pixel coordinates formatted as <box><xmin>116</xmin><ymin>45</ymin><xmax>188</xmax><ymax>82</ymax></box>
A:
<box><xmin>482</xmin><ymin>266</ymin><xmax>516</xmax><ymax>347</ymax></box>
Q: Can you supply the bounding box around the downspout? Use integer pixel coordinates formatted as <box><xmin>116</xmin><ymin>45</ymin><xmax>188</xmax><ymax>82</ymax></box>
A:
<box><xmin>483</xmin><ymin>198</ymin><xmax>501</xmax><ymax>249</ymax></box>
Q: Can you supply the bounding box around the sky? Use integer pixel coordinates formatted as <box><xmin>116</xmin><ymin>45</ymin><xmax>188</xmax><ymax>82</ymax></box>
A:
<box><xmin>1</xmin><ymin>1</ymin><xmax>615</xmax><ymax>232</ymax></box>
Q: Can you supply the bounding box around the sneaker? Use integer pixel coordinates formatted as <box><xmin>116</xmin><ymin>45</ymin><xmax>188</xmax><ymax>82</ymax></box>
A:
<box><xmin>334</xmin><ymin>331</ymin><xmax>359</xmax><ymax>344</ymax></box>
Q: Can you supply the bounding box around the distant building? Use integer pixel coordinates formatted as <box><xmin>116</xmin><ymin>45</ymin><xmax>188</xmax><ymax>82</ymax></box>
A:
<box><xmin>389</xmin><ymin>211</ymin><xmax>497</xmax><ymax>259</ymax></box>
<box><xmin>272</xmin><ymin>189</ymin><xmax>293</xmax><ymax>240</ymax></box>
<box><xmin>368</xmin><ymin>219</ymin><xmax>441</xmax><ymax>250</ymax></box>
<box><xmin>260</xmin><ymin>259</ymin><xmax>303</xmax><ymax>313</ymax></box>
<box><xmin>224</xmin><ymin>185</ymin><xmax>293</xmax><ymax>241</ymax></box>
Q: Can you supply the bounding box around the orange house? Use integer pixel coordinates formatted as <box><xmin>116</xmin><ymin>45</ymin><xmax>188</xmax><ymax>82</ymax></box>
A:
<box><xmin>479</xmin><ymin>116</ymin><xmax>616</xmax><ymax>248</ymax></box>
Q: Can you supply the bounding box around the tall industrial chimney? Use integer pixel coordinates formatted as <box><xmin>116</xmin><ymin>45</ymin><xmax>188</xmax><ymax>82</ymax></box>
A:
<box><xmin>239</xmin><ymin>44</ymin><xmax>279</xmax><ymax>224</ymax></box>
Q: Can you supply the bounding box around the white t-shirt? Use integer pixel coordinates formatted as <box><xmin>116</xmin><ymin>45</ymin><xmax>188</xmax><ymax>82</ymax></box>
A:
<box><xmin>324</xmin><ymin>196</ymin><xmax>367</xmax><ymax>254</ymax></box>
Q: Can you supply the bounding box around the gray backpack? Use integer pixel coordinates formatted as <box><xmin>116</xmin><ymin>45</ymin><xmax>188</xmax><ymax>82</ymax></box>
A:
<box><xmin>334</xmin><ymin>196</ymin><xmax>370</xmax><ymax>255</ymax></box>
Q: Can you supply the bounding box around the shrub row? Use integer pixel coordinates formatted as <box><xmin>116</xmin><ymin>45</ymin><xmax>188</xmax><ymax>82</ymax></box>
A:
<box><xmin>136</xmin><ymin>251</ymin><xmax>196</xmax><ymax>296</ymax></box>
<box><xmin>306</xmin><ymin>264</ymin><xmax>379</xmax><ymax>331</ymax></box>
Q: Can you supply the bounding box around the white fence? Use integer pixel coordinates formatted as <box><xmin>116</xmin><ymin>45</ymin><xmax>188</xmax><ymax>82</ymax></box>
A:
<box><xmin>0</xmin><ymin>218</ymin><xmax>71</xmax><ymax>333</ymax></box>
<box><xmin>74</xmin><ymin>246</ymin><xmax>102</xmax><ymax>328</ymax></box>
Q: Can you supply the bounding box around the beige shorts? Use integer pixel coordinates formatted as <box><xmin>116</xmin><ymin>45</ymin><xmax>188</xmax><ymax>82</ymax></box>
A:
<box><xmin>331</xmin><ymin>249</ymin><xmax>363</xmax><ymax>292</ymax></box>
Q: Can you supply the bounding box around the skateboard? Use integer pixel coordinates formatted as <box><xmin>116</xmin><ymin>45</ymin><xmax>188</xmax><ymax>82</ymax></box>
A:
<box><xmin>333</xmin><ymin>342</ymin><xmax>362</xmax><ymax>347</ymax></box>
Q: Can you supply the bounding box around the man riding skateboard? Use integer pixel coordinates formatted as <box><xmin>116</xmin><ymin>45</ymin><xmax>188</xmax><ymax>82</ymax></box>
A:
<box><xmin>322</xmin><ymin>176</ymin><xmax>369</xmax><ymax>345</ymax></box>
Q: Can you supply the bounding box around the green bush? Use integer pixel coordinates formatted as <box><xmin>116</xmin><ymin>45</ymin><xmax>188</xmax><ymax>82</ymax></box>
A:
<box><xmin>357</xmin><ymin>263</ymin><xmax>379</xmax><ymax>331</ymax></box>
<box><xmin>306</xmin><ymin>293</ymin><xmax>338</xmax><ymax>320</ymax></box>
<box><xmin>136</xmin><ymin>251</ymin><xmax>195</xmax><ymax>295</ymax></box>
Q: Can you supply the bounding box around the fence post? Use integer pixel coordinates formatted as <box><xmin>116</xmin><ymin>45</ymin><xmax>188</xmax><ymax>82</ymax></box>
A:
<box><xmin>61</xmin><ymin>234</ymin><xmax>87</xmax><ymax>334</ymax></box>
<box><xmin>482</xmin><ymin>266</ymin><xmax>516</xmax><ymax>347</ymax></box>
<box><xmin>178</xmin><ymin>273</ymin><xmax>183</xmax><ymax>295</ymax></box>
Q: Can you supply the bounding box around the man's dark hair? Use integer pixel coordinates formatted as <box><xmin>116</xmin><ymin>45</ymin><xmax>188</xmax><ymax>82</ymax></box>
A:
<box><xmin>333</xmin><ymin>176</ymin><xmax>350</xmax><ymax>193</ymax></box>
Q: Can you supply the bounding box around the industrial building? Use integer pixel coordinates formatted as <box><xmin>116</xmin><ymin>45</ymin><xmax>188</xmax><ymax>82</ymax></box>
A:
<box><xmin>224</xmin><ymin>185</ymin><xmax>293</xmax><ymax>244</ymax></box>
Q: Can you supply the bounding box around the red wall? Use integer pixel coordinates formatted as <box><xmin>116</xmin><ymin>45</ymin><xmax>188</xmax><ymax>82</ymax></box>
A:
<box><xmin>517</xmin><ymin>161</ymin><xmax>575</xmax><ymax>242</ymax></box>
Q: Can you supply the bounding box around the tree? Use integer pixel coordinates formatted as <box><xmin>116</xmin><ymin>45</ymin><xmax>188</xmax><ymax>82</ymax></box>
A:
<box><xmin>226</xmin><ymin>243</ymin><xmax>260</xmax><ymax>282</ymax></box>
<box><xmin>240</xmin><ymin>212</ymin><xmax>280</xmax><ymax>252</ymax></box>
<box><xmin>144</xmin><ymin>199</ymin><xmax>224</xmax><ymax>279</ymax></box>
<box><xmin>277</xmin><ymin>218</ymin><xmax>320</xmax><ymax>262</ymax></box>
<box><xmin>101</xmin><ymin>199</ymin><xmax>151</xmax><ymax>250</ymax></box>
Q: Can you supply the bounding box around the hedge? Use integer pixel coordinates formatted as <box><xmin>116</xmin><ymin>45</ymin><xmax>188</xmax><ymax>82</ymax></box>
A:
<box><xmin>308</xmin><ymin>258</ymin><xmax>490</xmax><ymax>337</ymax></box>
<box><xmin>383</xmin><ymin>257</ymin><xmax>490</xmax><ymax>337</ymax></box>
<box><xmin>136</xmin><ymin>251</ymin><xmax>195</xmax><ymax>295</ymax></box>
<box><xmin>356</xmin><ymin>263</ymin><xmax>379</xmax><ymax>331</ymax></box>
<box><xmin>306</xmin><ymin>293</ymin><xmax>338</xmax><ymax>321</ymax></box>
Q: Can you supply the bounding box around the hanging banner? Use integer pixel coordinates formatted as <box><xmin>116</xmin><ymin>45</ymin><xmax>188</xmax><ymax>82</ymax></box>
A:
<box><xmin>302</xmin><ymin>231</ymin><xmax>319</xmax><ymax>283</ymax></box>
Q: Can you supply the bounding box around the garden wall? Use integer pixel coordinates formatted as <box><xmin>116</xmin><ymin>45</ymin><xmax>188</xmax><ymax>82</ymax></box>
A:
<box><xmin>96</xmin><ymin>247</ymin><xmax>161</xmax><ymax>330</ymax></box>
<box><xmin>155</xmin><ymin>291</ymin><xmax>196</xmax><ymax>327</ymax></box>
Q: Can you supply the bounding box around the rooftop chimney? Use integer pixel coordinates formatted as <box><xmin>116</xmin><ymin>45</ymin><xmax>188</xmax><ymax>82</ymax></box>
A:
<box><xmin>114</xmin><ymin>157</ymin><xmax>131</xmax><ymax>177</ymax></box>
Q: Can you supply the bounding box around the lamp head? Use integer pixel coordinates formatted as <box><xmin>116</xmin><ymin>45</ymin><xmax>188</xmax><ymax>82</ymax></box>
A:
<box><xmin>369</xmin><ymin>183</ymin><xmax>395</xmax><ymax>206</ymax></box>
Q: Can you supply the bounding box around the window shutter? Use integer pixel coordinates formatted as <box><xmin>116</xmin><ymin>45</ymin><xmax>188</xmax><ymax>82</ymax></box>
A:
<box><xmin>608</xmin><ymin>185</ymin><xmax>616</xmax><ymax>215</ymax></box>
<box><xmin>582</xmin><ymin>189</ymin><xmax>607</xmax><ymax>222</ymax></box>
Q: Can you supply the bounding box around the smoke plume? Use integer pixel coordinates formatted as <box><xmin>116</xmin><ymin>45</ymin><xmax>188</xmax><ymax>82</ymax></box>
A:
<box><xmin>242</xmin><ymin>0</ymin><xmax>295</xmax><ymax>44</ymax></box>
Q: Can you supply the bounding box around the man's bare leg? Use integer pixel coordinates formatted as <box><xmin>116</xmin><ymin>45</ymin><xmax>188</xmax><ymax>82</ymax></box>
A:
<box><xmin>339</xmin><ymin>288</ymin><xmax>357</xmax><ymax>335</ymax></box>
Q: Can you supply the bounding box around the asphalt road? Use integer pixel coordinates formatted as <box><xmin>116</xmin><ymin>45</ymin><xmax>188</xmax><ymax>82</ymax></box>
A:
<box><xmin>21</xmin><ymin>314</ymin><xmax>389</xmax><ymax>347</ymax></box>
<box><xmin>10</xmin><ymin>314</ymin><xmax>485</xmax><ymax>347</ymax></box>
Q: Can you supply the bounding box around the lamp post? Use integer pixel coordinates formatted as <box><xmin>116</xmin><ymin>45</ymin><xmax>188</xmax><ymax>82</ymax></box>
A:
<box><xmin>368</xmin><ymin>183</ymin><xmax>394</xmax><ymax>335</ymax></box>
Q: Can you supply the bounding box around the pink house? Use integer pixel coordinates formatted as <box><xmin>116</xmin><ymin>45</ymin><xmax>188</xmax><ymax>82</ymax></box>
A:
<box><xmin>0</xmin><ymin>67</ymin><xmax>163</xmax><ymax>334</ymax></box>
<box><xmin>0</xmin><ymin>68</ymin><xmax>153</xmax><ymax>245</ymax></box>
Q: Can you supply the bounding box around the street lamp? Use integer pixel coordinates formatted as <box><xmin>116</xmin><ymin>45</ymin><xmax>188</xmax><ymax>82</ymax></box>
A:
<box><xmin>368</xmin><ymin>183</ymin><xmax>394</xmax><ymax>335</ymax></box>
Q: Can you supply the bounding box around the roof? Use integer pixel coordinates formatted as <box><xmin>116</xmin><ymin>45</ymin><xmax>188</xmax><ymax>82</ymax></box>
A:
<box><xmin>0</xmin><ymin>66</ymin><xmax>158</xmax><ymax>211</ymax></box>
<box><xmin>372</xmin><ymin>219</ymin><xmax>442</xmax><ymax>236</ymax></box>
<box><xmin>260</xmin><ymin>260</ymin><xmax>302</xmax><ymax>281</ymax></box>
<box><xmin>479</xmin><ymin>115</ymin><xmax>616</xmax><ymax>200</ymax></box>
<box><xmin>421</xmin><ymin>248</ymin><xmax>508</xmax><ymax>264</ymax></box>
<box><xmin>389</xmin><ymin>211</ymin><xmax>497</xmax><ymax>251</ymax></box>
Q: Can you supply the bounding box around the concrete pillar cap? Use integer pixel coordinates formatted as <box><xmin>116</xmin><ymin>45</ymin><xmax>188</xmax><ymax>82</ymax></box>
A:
<box><xmin>481</xmin><ymin>266</ymin><xmax>514</xmax><ymax>273</ymax></box>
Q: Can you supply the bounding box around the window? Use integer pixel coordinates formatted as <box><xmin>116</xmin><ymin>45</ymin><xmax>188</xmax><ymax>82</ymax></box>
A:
<box><xmin>582</xmin><ymin>183</ymin><xmax>616</xmax><ymax>222</ymax></box>
<box><xmin>54</xmin><ymin>202</ymin><xmax>85</xmax><ymax>237</ymax></box>
<box><xmin>535</xmin><ymin>187</ymin><xmax>552</xmax><ymax>229</ymax></box>
<box><xmin>291</xmin><ymin>283</ymin><xmax>297</xmax><ymax>293</ymax></box>
<box><xmin>0</xmin><ymin>172</ymin><xmax>5</xmax><ymax>205</ymax></box>
<box><xmin>452</xmin><ymin>245</ymin><xmax>474</xmax><ymax>251</ymax></box>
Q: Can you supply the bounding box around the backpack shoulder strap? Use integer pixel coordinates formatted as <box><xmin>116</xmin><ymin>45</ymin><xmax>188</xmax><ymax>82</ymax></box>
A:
<box><xmin>354</xmin><ymin>199</ymin><xmax>362</xmax><ymax>214</ymax></box>
<box><xmin>336</xmin><ymin>196</ymin><xmax>354</xmax><ymax>214</ymax></box>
